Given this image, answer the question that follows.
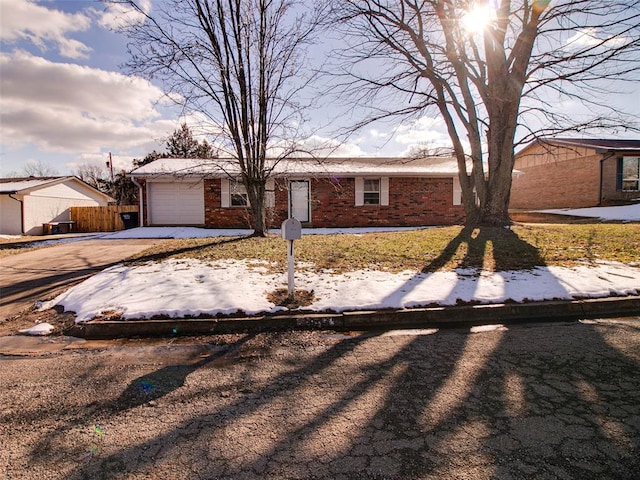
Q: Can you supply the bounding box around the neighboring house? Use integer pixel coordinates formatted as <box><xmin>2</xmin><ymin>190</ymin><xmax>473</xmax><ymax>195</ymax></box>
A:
<box><xmin>0</xmin><ymin>177</ymin><xmax>113</xmax><ymax>235</ymax></box>
<box><xmin>511</xmin><ymin>138</ymin><xmax>640</xmax><ymax>209</ymax></box>
<box><xmin>129</xmin><ymin>157</ymin><xmax>466</xmax><ymax>228</ymax></box>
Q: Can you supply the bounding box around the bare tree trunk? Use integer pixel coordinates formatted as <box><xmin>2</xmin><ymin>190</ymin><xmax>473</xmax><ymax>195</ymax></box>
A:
<box><xmin>118</xmin><ymin>0</ymin><xmax>324</xmax><ymax>236</ymax></box>
<box><xmin>482</xmin><ymin>92</ymin><xmax>520</xmax><ymax>225</ymax></box>
<box><xmin>331</xmin><ymin>1</ymin><xmax>640</xmax><ymax>227</ymax></box>
<box><xmin>246</xmin><ymin>178</ymin><xmax>267</xmax><ymax>236</ymax></box>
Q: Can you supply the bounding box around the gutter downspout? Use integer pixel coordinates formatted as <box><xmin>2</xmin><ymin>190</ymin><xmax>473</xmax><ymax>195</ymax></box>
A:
<box><xmin>599</xmin><ymin>153</ymin><xmax>616</xmax><ymax>206</ymax></box>
<box><xmin>130</xmin><ymin>177</ymin><xmax>144</xmax><ymax>227</ymax></box>
<box><xmin>8</xmin><ymin>193</ymin><xmax>25</xmax><ymax>234</ymax></box>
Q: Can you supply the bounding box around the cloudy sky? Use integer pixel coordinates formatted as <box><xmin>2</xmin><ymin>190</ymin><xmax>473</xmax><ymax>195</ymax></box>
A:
<box><xmin>0</xmin><ymin>0</ymin><xmax>448</xmax><ymax>177</ymax></box>
<box><xmin>0</xmin><ymin>0</ymin><xmax>638</xmax><ymax>177</ymax></box>
<box><xmin>0</xmin><ymin>0</ymin><xmax>180</xmax><ymax>175</ymax></box>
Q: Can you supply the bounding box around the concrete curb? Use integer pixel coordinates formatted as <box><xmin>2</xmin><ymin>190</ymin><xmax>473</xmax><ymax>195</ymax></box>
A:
<box><xmin>67</xmin><ymin>296</ymin><xmax>640</xmax><ymax>339</ymax></box>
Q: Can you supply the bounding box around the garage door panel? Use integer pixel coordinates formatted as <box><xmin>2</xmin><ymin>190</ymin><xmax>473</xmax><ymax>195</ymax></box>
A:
<box><xmin>149</xmin><ymin>182</ymin><xmax>204</xmax><ymax>225</ymax></box>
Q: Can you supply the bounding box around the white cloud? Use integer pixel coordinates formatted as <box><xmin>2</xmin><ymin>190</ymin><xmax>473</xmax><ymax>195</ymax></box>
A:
<box><xmin>67</xmin><ymin>153</ymin><xmax>136</xmax><ymax>174</ymax></box>
<box><xmin>388</xmin><ymin>116</ymin><xmax>455</xmax><ymax>156</ymax></box>
<box><xmin>0</xmin><ymin>0</ymin><xmax>92</xmax><ymax>59</ymax></box>
<box><xmin>368</xmin><ymin>129</ymin><xmax>390</xmax><ymax>140</ymax></box>
<box><xmin>394</xmin><ymin>116</ymin><xmax>450</xmax><ymax>145</ymax></box>
<box><xmin>2</xmin><ymin>51</ymin><xmax>164</xmax><ymax>120</ymax></box>
<box><xmin>0</xmin><ymin>51</ymin><xmax>174</xmax><ymax>153</ymax></box>
<box><xmin>275</xmin><ymin>135</ymin><xmax>367</xmax><ymax>158</ymax></box>
<box><xmin>96</xmin><ymin>0</ymin><xmax>152</xmax><ymax>30</ymax></box>
<box><xmin>565</xmin><ymin>27</ymin><xmax>628</xmax><ymax>50</ymax></box>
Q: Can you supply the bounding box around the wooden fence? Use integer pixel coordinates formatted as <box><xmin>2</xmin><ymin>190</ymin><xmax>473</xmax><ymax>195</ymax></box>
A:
<box><xmin>70</xmin><ymin>206</ymin><xmax>139</xmax><ymax>232</ymax></box>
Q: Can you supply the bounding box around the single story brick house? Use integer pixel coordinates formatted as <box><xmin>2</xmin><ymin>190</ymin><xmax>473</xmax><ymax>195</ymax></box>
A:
<box><xmin>129</xmin><ymin>157</ymin><xmax>466</xmax><ymax>228</ymax></box>
<box><xmin>0</xmin><ymin>176</ymin><xmax>113</xmax><ymax>235</ymax></box>
<box><xmin>510</xmin><ymin>138</ymin><xmax>640</xmax><ymax>209</ymax></box>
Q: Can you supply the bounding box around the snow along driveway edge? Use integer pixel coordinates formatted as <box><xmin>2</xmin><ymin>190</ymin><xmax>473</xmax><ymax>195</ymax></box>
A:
<box><xmin>39</xmin><ymin>259</ymin><xmax>640</xmax><ymax>323</ymax></box>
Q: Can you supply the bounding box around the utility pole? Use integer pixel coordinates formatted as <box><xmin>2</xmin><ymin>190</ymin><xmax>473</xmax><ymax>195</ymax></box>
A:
<box><xmin>106</xmin><ymin>152</ymin><xmax>115</xmax><ymax>183</ymax></box>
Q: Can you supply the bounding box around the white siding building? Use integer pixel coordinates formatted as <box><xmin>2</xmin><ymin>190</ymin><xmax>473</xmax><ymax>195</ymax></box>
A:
<box><xmin>0</xmin><ymin>177</ymin><xmax>113</xmax><ymax>235</ymax></box>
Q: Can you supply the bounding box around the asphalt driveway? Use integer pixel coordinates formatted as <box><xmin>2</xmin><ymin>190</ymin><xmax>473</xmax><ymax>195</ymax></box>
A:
<box><xmin>0</xmin><ymin>238</ymin><xmax>163</xmax><ymax>325</ymax></box>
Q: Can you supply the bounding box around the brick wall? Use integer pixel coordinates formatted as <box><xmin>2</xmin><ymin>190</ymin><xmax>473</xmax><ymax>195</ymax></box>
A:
<box><xmin>204</xmin><ymin>179</ymin><xmax>254</xmax><ymax>228</ymax></box>
<box><xmin>510</xmin><ymin>144</ymin><xmax>602</xmax><ymax>209</ymax></box>
<box><xmin>202</xmin><ymin>176</ymin><xmax>464</xmax><ymax>228</ymax></box>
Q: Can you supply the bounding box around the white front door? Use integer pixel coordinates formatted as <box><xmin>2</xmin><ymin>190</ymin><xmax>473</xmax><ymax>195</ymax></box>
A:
<box><xmin>289</xmin><ymin>181</ymin><xmax>310</xmax><ymax>222</ymax></box>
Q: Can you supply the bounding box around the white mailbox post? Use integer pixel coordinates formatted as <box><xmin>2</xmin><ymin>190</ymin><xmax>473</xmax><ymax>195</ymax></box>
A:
<box><xmin>282</xmin><ymin>218</ymin><xmax>302</xmax><ymax>299</ymax></box>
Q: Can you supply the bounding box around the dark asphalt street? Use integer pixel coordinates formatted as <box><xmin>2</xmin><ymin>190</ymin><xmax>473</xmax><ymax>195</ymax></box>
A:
<box><xmin>1</xmin><ymin>319</ymin><xmax>639</xmax><ymax>479</ymax></box>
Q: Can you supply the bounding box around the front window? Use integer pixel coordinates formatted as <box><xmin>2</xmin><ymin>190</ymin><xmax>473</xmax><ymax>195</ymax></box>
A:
<box><xmin>231</xmin><ymin>181</ymin><xmax>249</xmax><ymax>206</ymax></box>
<box><xmin>363</xmin><ymin>178</ymin><xmax>380</xmax><ymax>205</ymax></box>
<box><xmin>620</xmin><ymin>157</ymin><xmax>640</xmax><ymax>191</ymax></box>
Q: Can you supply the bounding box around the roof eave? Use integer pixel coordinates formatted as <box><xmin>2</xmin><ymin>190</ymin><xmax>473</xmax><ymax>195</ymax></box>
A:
<box><xmin>16</xmin><ymin>176</ymin><xmax>114</xmax><ymax>202</ymax></box>
<box><xmin>17</xmin><ymin>176</ymin><xmax>74</xmax><ymax>195</ymax></box>
<box><xmin>131</xmin><ymin>171</ymin><xmax>460</xmax><ymax>179</ymax></box>
<box><xmin>594</xmin><ymin>147</ymin><xmax>640</xmax><ymax>155</ymax></box>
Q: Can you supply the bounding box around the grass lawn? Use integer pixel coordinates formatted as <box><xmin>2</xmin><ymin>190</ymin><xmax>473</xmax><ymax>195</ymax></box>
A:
<box><xmin>0</xmin><ymin>236</ymin><xmax>53</xmax><ymax>258</ymax></box>
<box><xmin>128</xmin><ymin>224</ymin><xmax>640</xmax><ymax>273</ymax></box>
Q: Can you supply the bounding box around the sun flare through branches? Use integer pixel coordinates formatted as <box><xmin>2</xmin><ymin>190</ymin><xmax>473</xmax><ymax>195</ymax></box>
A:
<box><xmin>461</xmin><ymin>1</ymin><xmax>498</xmax><ymax>34</ymax></box>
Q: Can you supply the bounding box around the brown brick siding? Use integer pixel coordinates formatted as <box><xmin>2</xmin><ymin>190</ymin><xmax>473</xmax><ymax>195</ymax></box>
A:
<box><xmin>510</xmin><ymin>145</ymin><xmax>602</xmax><ymax>209</ymax></box>
<box><xmin>204</xmin><ymin>179</ymin><xmax>254</xmax><ymax>228</ymax></box>
<box><xmin>205</xmin><ymin>176</ymin><xmax>464</xmax><ymax>229</ymax></box>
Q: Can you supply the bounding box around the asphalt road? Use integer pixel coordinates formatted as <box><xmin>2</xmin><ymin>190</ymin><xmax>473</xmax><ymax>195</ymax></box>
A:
<box><xmin>0</xmin><ymin>238</ymin><xmax>162</xmax><ymax>323</ymax></box>
<box><xmin>1</xmin><ymin>319</ymin><xmax>638</xmax><ymax>479</ymax></box>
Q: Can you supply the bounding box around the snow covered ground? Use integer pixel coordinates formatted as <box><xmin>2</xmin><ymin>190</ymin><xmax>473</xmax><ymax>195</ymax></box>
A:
<box><xmin>33</xmin><ymin>203</ymin><xmax>640</xmax><ymax>323</ymax></box>
<box><xmin>539</xmin><ymin>203</ymin><xmax>640</xmax><ymax>222</ymax></box>
<box><xmin>45</xmin><ymin>259</ymin><xmax>639</xmax><ymax>323</ymax></box>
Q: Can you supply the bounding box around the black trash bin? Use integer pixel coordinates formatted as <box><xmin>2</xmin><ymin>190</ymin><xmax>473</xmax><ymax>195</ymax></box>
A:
<box><xmin>120</xmin><ymin>212</ymin><xmax>139</xmax><ymax>229</ymax></box>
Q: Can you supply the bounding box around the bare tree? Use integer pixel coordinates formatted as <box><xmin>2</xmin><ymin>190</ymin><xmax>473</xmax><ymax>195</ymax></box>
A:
<box><xmin>331</xmin><ymin>1</ymin><xmax>640</xmax><ymax>226</ymax></box>
<box><xmin>72</xmin><ymin>162</ymin><xmax>136</xmax><ymax>204</ymax></box>
<box><xmin>22</xmin><ymin>160</ymin><xmax>59</xmax><ymax>177</ymax></box>
<box><xmin>74</xmin><ymin>163</ymin><xmax>110</xmax><ymax>191</ymax></box>
<box><xmin>113</xmin><ymin>0</ymin><xmax>325</xmax><ymax>235</ymax></box>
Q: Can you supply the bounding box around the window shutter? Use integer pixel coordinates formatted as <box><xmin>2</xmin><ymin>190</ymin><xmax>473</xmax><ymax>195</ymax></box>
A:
<box><xmin>380</xmin><ymin>177</ymin><xmax>389</xmax><ymax>206</ymax></box>
<box><xmin>265</xmin><ymin>178</ymin><xmax>275</xmax><ymax>208</ymax></box>
<box><xmin>355</xmin><ymin>177</ymin><xmax>364</xmax><ymax>206</ymax></box>
<box><xmin>220</xmin><ymin>178</ymin><xmax>230</xmax><ymax>207</ymax></box>
<box><xmin>452</xmin><ymin>176</ymin><xmax>462</xmax><ymax>205</ymax></box>
<box><xmin>616</xmin><ymin>157</ymin><xmax>623</xmax><ymax>191</ymax></box>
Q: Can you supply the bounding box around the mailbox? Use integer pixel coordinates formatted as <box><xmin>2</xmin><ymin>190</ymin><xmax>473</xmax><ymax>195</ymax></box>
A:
<box><xmin>282</xmin><ymin>218</ymin><xmax>302</xmax><ymax>240</ymax></box>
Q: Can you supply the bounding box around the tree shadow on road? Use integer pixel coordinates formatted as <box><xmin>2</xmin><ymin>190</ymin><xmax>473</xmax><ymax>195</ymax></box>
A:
<box><xmin>342</xmin><ymin>322</ymin><xmax>640</xmax><ymax>479</ymax></box>
<box><xmin>111</xmin><ymin>333</ymin><xmax>257</xmax><ymax>412</ymax></box>
<box><xmin>25</xmin><ymin>331</ymin><xmax>379</xmax><ymax>478</ymax></box>
<box><xmin>20</xmin><ymin>322</ymin><xmax>640</xmax><ymax>479</ymax></box>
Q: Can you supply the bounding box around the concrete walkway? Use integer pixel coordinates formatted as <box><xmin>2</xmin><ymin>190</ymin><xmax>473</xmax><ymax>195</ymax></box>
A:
<box><xmin>0</xmin><ymin>238</ymin><xmax>162</xmax><ymax>322</ymax></box>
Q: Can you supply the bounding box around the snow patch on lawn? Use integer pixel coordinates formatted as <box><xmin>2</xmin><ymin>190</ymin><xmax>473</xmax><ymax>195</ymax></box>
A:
<box><xmin>19</xmin><ymin>323</ymin><xmax>55</xmax><ymax>336</ymax></box>
<box><xmin>42</xmin><ymin>259</ymin><xmax>640</xmax><ymax>323</ymax></box>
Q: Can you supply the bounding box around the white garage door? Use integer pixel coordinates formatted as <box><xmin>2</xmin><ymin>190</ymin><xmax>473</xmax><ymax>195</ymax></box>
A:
<box><xmin>148</xmin><ymin>182</ymin><xmax>204</xmax><ymax>225</ymax></box>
